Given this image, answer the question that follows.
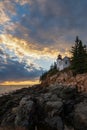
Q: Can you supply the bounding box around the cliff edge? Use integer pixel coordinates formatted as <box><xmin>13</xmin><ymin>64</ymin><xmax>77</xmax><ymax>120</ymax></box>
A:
<box><xmin>41</xmin><ymin>70</ymin><xmax>87</xmax><ymax>92</ymax></box>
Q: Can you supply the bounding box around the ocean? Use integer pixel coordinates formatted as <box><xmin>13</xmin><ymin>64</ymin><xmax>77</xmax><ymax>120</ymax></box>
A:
<box><xmin>0</xmin><ymin>85</ymin><xmax>30</xmax><ymax>96</ymax></box>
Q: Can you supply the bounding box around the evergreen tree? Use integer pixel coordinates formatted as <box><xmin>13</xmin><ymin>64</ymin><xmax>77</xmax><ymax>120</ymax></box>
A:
<box><xmin>84</xmin><ymin>44</ymin><xmax>87</xmax><ymax>72</ymax></box>
<box><xmin>71</xmin><ymin>36</ymin><xmax>87</xmax><ymax>74</ymax></box>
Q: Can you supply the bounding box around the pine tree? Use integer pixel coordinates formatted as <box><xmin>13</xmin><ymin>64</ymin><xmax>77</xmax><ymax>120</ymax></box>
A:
<box><xmin>71</xmin><ymin>36</ymin><xmax>87</xmax><ymax>74</ymax></box>
<box><xmin>84</xmin><ymin>45</ymin><xmax>87</xmax><ymax>72</ymax></box>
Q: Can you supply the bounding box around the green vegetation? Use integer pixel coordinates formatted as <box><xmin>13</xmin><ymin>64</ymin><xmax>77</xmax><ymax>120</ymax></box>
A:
<box><xmin>71</xmin><ymin>36</ymin><xmax>87</xmax><ymax>74</ymax></box>
<box><xmin>48</xmin><ymin>62</ymin><xmax>58</xmax><ymax>76</ymax></box>
<box><xmin>40</xmin><ymin>71</ymin><xmax>48</xmax><ymax>81</ymax></box>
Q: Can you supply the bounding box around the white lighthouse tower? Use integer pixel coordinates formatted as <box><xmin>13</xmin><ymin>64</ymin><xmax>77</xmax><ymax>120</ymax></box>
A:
<box><xmin>57</xmin><ymin>55</ymin><xmax>64</xmax><ymax>71</ymax></box>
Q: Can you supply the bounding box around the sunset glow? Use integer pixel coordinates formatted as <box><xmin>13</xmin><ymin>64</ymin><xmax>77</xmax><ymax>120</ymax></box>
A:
<box><xmin>0</xmin><ymin>80</ymin><xmax>40</xmax><ymax>86</ymax></box>
<box><xmin>0</xmin><ymin>0</ymin><xmax>87</xmax><ymax>85</ymax></box>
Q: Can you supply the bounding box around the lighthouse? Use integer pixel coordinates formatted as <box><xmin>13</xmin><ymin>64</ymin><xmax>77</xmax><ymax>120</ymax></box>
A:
<box><xmin>57</xmin><ymin>55</ymin><xmax>64</xmax><ymax>71</ymax></box>
<box><xmin>57</xmin><ymin>55</ymin><xmax>70</xmax><ymax>71</ymax></box>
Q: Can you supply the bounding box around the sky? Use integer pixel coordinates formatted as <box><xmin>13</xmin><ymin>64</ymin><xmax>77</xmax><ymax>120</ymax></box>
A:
<box><xmin>0</xmin><ymin>0</ymin><xmax>87</xmax><ymax>85</ymax></box>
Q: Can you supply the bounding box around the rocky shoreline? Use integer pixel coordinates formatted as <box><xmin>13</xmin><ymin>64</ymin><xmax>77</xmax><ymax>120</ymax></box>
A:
<box><xmin>0</xmin><ymin>84</ymin><xmax>87</xmax><ymax>130</ymax></box>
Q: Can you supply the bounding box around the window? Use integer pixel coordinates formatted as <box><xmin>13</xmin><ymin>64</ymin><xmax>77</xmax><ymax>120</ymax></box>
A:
<box><xmin>65</xmin><ymin>61</ymin><xmax>67</xmax><ymax>64</ymax></box>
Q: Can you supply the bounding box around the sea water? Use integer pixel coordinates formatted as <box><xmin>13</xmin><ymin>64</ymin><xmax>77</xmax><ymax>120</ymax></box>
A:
<box><xmin>0</xmin><ymin>85</ymin><xmax>30</xmax><ymax>96</ymax></box>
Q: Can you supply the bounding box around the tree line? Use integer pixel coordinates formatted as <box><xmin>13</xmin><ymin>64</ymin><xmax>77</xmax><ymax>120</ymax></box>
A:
<box><xmin>71</xmin><ymin>36</ymin><xmax>87</xmax><ymax>75</ymax></box>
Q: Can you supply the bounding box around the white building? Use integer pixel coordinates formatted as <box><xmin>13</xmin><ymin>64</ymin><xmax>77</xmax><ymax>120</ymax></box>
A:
<box><xmin>57</xmin><ymin>55</ymin><xmax>70</xmax><ymax>71</ymax></box>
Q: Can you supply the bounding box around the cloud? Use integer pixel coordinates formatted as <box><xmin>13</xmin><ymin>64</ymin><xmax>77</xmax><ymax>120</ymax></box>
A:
<box><xmin>0</xmin><ymin>7</ymin><xmax>10</xmax><ymax>24</ymax></box>
<box><xmin>16</xmin><ymin>0</ymin><xmax>31</xmax><ymax>5</ymax></box>
<box><xmin>0</xmin><ymin>34</ymin><xmax>62</xmax><ymax>59</ymax></box>
<box><xmin>0</xmin><ymin>50</ymin><xmax>43</xmax><ymax>83</ymax></box>
<box><xmin>0</xmin><ymin>0</ymin><xmax>87</xmax><ymax>84</ymax></box>
<box><xmin>1</xmin><ymin>0</ymin><xmax>87</xmax><ymax>44</ymax></box>
<box><xmin>6</xmin><ymin>0</ymin><xmax>86</xmax><ymax>53</ymax></box>
<box><xmin>2</xmin><ymin>0</ymin><xmax>86</xmax><ymax>53</ymax></box>
<box><xmin>0</xmin><ymin>0</ymin><xmax>16</xmax><ymax>25</ymax></box>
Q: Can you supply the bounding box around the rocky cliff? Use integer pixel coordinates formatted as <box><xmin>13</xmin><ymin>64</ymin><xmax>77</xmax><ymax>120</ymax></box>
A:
<box><xmin>0</xmin><ymin>83</ymin><xmax>87</xmax><ymax>130</ymax></box>
<box><xmin>41</xmin><ymin>71</ymin><xmax>87</xmax><ymax>92</ymax></box>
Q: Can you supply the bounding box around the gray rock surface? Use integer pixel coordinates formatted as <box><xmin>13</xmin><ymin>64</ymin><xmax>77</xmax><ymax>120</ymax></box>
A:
<box><xmin>15</xmin><ymin>97</ymin><xmax>34</xmax><ymax>127</ymax></box>
<box><xmin>45</xmin><ymin>116</ymin><xmax>64</xmax><ymax>130</ymax></box>
<box><xmin>74</xmin><ymin>101</ymin><xmax>87</xmax><ymax>130</ymax></box>
<box><xmin>0</xmin><ymin>84</ymin><xmax>87</xmax><ymax>130</ymax></box>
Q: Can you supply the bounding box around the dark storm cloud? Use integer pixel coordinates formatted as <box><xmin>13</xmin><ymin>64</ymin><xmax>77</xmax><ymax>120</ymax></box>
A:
<box><xmin>12</xmin><ymin>0</ymin><xmax>87</xmax><ymax>45</ymax></box>
<box><xmin>2</xmin><ymin>0</ymin><xmax>87</xmax><ymax>50</ymax></box>
<box><xmin>0</xmin><ymin>56</ymin><xmax>43</xmax><ymax>82</ymax></box>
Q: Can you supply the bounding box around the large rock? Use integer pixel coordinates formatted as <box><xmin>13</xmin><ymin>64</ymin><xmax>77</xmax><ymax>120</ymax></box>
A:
<box><xmin>1</xmin><ymin>111</ymin><xmax>16</xmax><ymax>127</ymax></box>
<box><xmin>45</xmin><ymin>100</ymin><xmax>63</xmax><ymax>118</ymax></box>
<box><xmin>74</xmin><ymin>101</ymin><xmax>87</xmax><ymax>130</ymax></box>
<box><xmin>45</xmin><ymin>116</ymin><xmax>64</xmax><ymax>130</ymax></box>
<box><xmin>15</xmin><ymin>96</ymin><xmax>35</xmax><ymax>128</ymax></box>
<box><xmin>59</xmin><ymin>86</ymin><xmax>78</xmax><ymax>100</ymax></box>
<box><xmin>15</xmin><ymin>96</ymin><xmax>45</xmax><ymax>129</ymax></box>
<box><xmin>42</xmin><ymin>92</ymin><xmax>59</xmax><ymax>102</ymax></box>
<box><xmin>50</xmin><ymin>94</ymin><xmax>59</xmax><ymax>101</ymax></box>
<box><xmin>42</xmin><ymin>92</ymin><xmax>52</xmax><ymax>101</ymax></box>
<box><xmin>45</xmin><ymin>101</ymin><xmax>62</xmax><ymax>111</ymax></box>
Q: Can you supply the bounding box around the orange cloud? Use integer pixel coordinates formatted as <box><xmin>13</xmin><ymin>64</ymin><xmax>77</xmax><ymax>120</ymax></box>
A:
<box><xmin>0</xmin><ymin>34</ymin><xmax>70</xmax><ymax>61</ymax></box>
<box><xmin>1</xmin><ymin>80</ymin><xmax>40</xmax><ymax>86</ymax></box>
<box><xmin>0</xmin><ymin>0</ymin><xmax>16</xmax><ymax>25</ymax></box>
<box><xmin>0</xmin><ymin>8</ymin><xmax>10</xmax><ymax>24</ymax></box>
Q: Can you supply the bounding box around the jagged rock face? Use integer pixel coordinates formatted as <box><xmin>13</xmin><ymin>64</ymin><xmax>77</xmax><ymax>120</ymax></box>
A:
<box><xmin>14</xmin><ymin>92</ymin><xmax>64</xmax><ymax>130</ymax></box>
<box><xmin>15</xmin><ymin>97</ymin><xmax>34</xmax><ymax>127</ymax></box>
<box><xmin>15</xmin><ymin>96</ymin><xmax>46</xmax><ymax>129</ymax></box>
<box><xmin>0</xmin><ymin>84</ymin><xmax>87</xmax><ymax>130</ymax></box>
<box><xmin>41</xmin><ymin>72</ymin><xmax>87</xmax><ymax>92</ymax></box>
<box><xmin>45</xmin><ymin>116</ymin><xmax>64</xmax><ymax>130</ymax></box>
<box><xmin>74</xmin><ymin>101</ymin><xmax>87</xmax><ymax>130</ymax></box>
<box><xmin>45</xmin><ymin>101</ymin><xmax>62</xmax><ymax>113</ymax></box>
